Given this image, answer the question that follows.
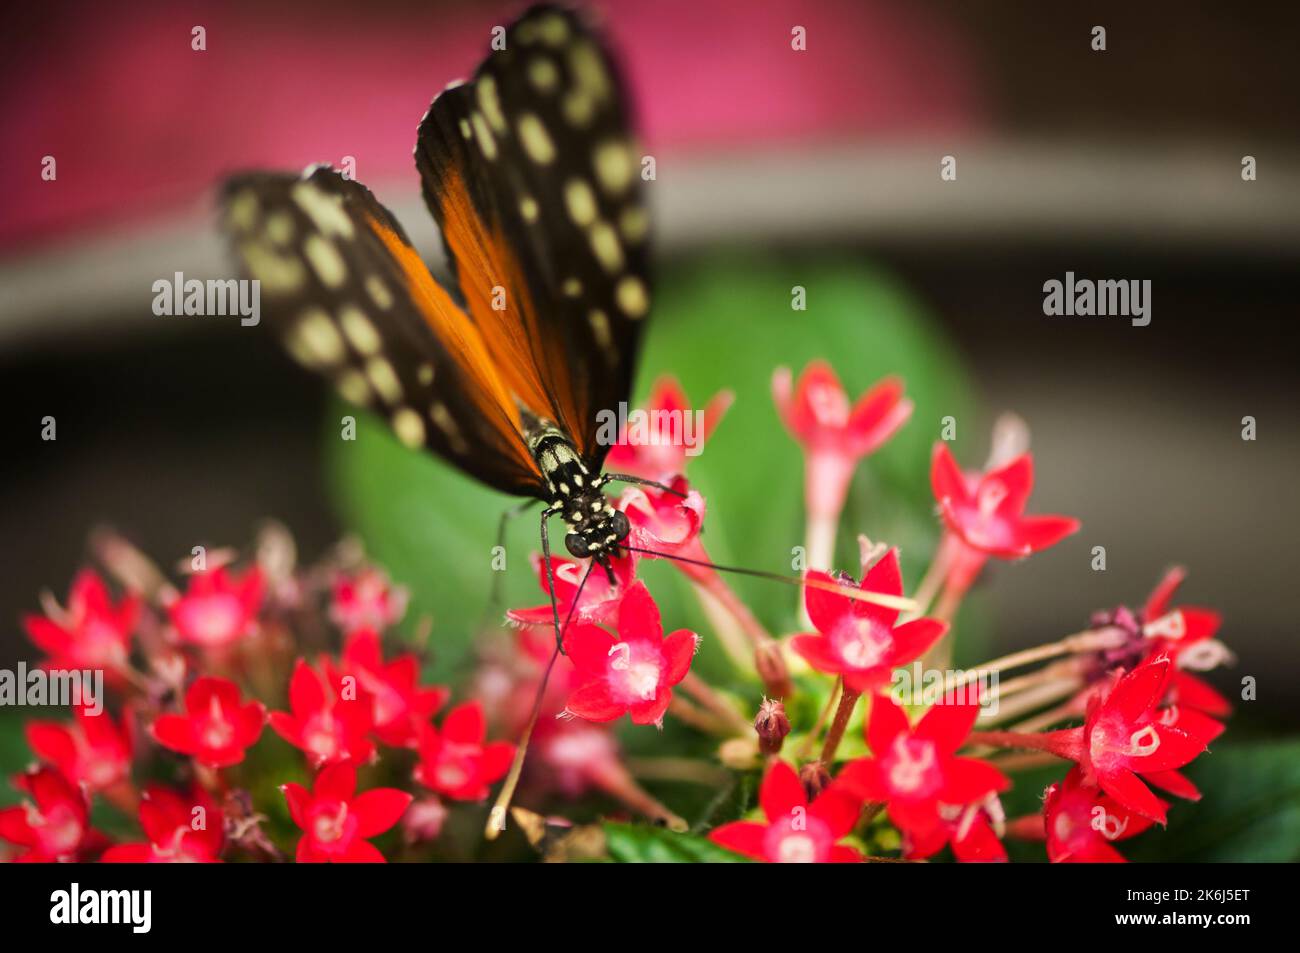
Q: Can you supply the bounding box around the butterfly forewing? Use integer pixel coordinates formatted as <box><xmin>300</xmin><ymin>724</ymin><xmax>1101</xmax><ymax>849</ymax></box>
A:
<box><xmin>415</xmin><ymin>4</ymin><xmax>650</xmax><ymax>470</ymax></box>
<box><xmin>220</xmin><ymin>166</ymin><xmax>544</xmax><ymax>495</ymax></box>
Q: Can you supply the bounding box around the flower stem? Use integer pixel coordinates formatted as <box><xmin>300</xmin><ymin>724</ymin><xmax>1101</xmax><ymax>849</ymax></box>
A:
<box><xmin>680</xmin><ymin>672</ymin><xmax>753</xmax><ymax>735</ymax></box>
<box><xmin>903</xmin><ymin>535</ymin><xmax>954</xmax><ymax>623</ymax></box>
<box><xmin>819</xmin><ymin>686</ymin><xmax>863</xmax><ymax>765</ymax></box>
<box><xmin>796</xmin><ymin>677</ymin><xmax>842</xmax><ymax>761</ymax></box>
<box><xmin>967</xmin><ymin>727</ymin><xmax>1081</xmax><ymax>761</ymax></box>
<box><xmin>667</xmin><ymin>695</ymin><xmax>731</xmax><ymax>736</ymax></box>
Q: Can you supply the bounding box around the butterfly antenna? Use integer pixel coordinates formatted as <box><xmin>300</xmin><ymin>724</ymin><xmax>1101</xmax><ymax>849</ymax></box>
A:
<box><xmin>622</xmin><ymin>545</ymin><xmax>917</xmax><ymax>613</ymax></box>
<box><xmin>485</xmin><ymin>558</ymin><xmax>596</xmax><ymax>840</ymax></box>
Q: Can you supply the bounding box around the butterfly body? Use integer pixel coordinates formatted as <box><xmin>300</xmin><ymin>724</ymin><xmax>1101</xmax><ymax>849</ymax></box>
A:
<box><xmin>521</xmin><ymin>413</ymin><xmax>628</xmax><ymax>563</ymax></box>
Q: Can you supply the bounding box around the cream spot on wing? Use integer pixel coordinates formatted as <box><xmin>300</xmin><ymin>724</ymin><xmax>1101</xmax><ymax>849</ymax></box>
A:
<box><xmin>303</xmin><ymin>235</ymin><xmax>347</xmax><ymax>288</ymax></box>
<box><xmin>431</xmin><ymin>402</ymin><xmax>469</xmax><ymax>453</ymax></box>
<box><xmin>336</xmin><ymin>369</ymin><xmax>371</xmax><ymax>404</ymax></box>
<box><xmin>588</xmin><ymin>308</ymin><xmax>616</xmax><ymax>363</ymax></box>
<box><xmin>562</xmin><ymin>277</ymin><xmax>582</xmax><ymax>298</ymax></box>
<box><xmin>339</xmin><ymin>306</ymin><xmax>381</xmax><ymax>355</ymax></box>
<box><xmin>593</xmin><ymin>140</ymin><xmax>634</xmax><ymax>195</ymax></box>
<box><xmin>561</xmin><ymin>90</ymin><xmax>595</xmax><ymax>127</ymax></box>
<box><xmin>458</xmin><ymin>118</ymin><xmax>472</xmax><ymax>140</ymax></box>
<box><xmin>536</xmin><ymin>12</ymin><xmax>569</xmax><ymax>46</ymax></box>
<box><xmin>364</xmin><ymin>356</ymin><xmax>402</xmax><ymax>403</ymax></box>
<box><xmin>239</xmin><ymin>240</ymin><xmax>305</xmax><ymax>293</ymax></box>
<box><xmin>528</xmin><ymin>57</ymin><xmax>559</xmax><ymax>93</ymax></box>
<box><xmin>519</xmin><ymin>195</ymin><xmax>539</xmax><ymax>223</ymax></box>
<box><xmin>417</xmin><ymin>363</ymin><xmax>435</xmax><ymax>385</ymax></box>
<box><xmin>476</xmin><ymin>75</ymin><xmax>507</xmax><ymax>133</ymax></box>
<box><xmin>292</xmin><ymin>182</ymin><xmax>355</xmax><ymax>238</ymax></box>
<box><xmin>227</xmin><ymin>190</ymin><xmax>259</xmax><ymax>231</ymax></box>
<box><xmin>619</xmin><ymin>206</ymin><xmax>648</xmax><ymax>243</ymax></box>
<box><xmin>293</xmin><ymin>308</ymin><xmax>346</xmax><ymax>366</ymax></box>
<box><xmin>616</xmin><ymin>276</ymin><xmax>649</xmax><ymax>318</ymax></box>
<box><xmin>588</xmin><ymin>220</ymin><xmax>624</xmax><ymax>272</ymax></box>
<box><xmin>568</xmin><ymin>40</ymin><xmax>610</xmax><ymax>103</ymax></box>
<box><xmin>517</xmin><ymin>113</ymin><xmax>556</xmax><ymax>164</ymax></box>
<box><xmin>471</xmin><ymin>112</ymin><xmax>497</xmax><ymax>160</ymax></box>
<box><xmin>564</xmin><ymin>178</ymin><xmax>597</xmax><ymax>226</ymax></box>
<box><xmin>265</xmin><ymin>211</ymin><xmax>295</xmax><ymax>246</ymax></box>
<box><xmin>391</xmin><ymin>407</ymin><xmax>426</xmax><ymax>449</ymax></box>
<box><xmin>365</xmin><ymin>275</ymin><xmax>394</xmax><ymax>310</ymax></box>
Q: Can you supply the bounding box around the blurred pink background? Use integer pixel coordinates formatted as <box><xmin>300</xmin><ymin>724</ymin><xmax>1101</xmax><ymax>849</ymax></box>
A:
<box><xmin>0</xmin><ymin>0</ymin><xmax>984</xmax><ymax>250</ymax></box>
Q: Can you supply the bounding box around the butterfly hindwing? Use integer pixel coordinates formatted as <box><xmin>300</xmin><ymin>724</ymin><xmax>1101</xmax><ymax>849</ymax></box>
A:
<box><xmin>415</xmin><ymin>3</ymin><xmax>650</xmax><ymax>471</ymax></box>
<box><xmin>220</xmin><ymin>166</ymin><xmax>544</xmax><ymax>495</ymax></box>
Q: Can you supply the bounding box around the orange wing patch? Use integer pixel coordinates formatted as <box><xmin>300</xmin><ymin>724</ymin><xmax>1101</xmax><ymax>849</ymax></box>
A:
<box><xmin>365</xmin><ymin>211</ymin><xmax>539</xmax><ymax>479</ymax></box>
<box><xmin>434</xmin><ymin>168</ymin><xmax>587</xmax><ymax>440</ymax></box>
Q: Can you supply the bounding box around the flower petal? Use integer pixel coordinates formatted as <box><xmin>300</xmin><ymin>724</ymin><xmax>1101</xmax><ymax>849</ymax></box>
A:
<box><xmin>441</xmin><ymin>702</ymin><xmax>486</xmax><ymax>745</ymax></box>
<box><xmin>616</xmin><ymin>581</ymin><xmax>662</xmax><ymax>643</ymax></box>
<box><xmin>709</xmin><ymin>821</ymin><xmax>768</xmax><ymax>861</ymax></box>
<box><xmin>759</xmin><ymin>760</ymin><xmax>806</xmax><ymax>822</ymax></box>
<box><xmin>352</xmin><ymin>788</ymin><xmax>413</xmax><ymax>837</ymax></box>
<box><xmin>661</xmin><ymin>630</ymin><xmax>698</xmax><ymax>686</ymax></box>
<box><xmin>564</xmin><ymin>682</ymin><xmax>625</xmax><ymax>722</ymax></box>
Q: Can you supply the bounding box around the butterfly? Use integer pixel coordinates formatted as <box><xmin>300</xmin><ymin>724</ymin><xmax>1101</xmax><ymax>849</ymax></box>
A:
<box><xmin>221</xmin><ymin>4</ymin><xmax>669</xmax><ymax>614</ymax></box>
<box><xmin>220</xmin><ymin>1</ymin><xmax>910</xmax><ymax>834</ymax></box>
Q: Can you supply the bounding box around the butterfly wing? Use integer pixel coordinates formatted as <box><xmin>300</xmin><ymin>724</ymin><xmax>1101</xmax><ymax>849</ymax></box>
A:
<box><xmin>220</xmin><ymin>165</ymin><xmax>545</xmax><ymax>496</ymax></box>
<box><xmin>415</xmin><ymin>3</ymin><xmax>650</xmax><ymax>472</ymax></box>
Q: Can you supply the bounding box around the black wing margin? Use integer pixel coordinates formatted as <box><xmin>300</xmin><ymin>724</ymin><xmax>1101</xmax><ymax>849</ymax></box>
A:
<box><xmin>219</xmin><ymin>165</ymin><xmax>545</xmax><ymax>497</ymax></box>
<box><xmin>415</xmin><ymin>3</ymin><xmax>650</xmax><ymax>470</ymax></box>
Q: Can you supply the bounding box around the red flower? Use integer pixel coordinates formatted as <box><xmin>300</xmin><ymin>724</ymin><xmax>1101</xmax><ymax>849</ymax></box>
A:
<box><xmin>906</xmin><ymin>792</ymin><xmax>1008</xmax><ymax>863</ymax></box>
<box><xmin>282</xmin><ymin>760</ymin><xmax>412</xmax><ymax>863</ymax></box>
<box><xmin>1138</xmin><ymin>567</ymin><xmax>1231</xmax><ymax>716</ymax></box>
<box><xmin>773</xmin><ymin>363</ymin><xmax>912</xmax><ymax>519</ymax></box>
<box><xmin>23</xmin><ymin>570</ymin><xmax>137</xmax><ymax>676</ymax></box>
<box><xmin>151</xmin><ymin>676</ymin><xmax>266</xmax><ymax>768</ymax></box>
<box><xmin>559</xmin><ymin>581</ymin><xmax>699</xmax><ymax>726</ymax></box>
<box><xmin>710</xmin><ymin>760</ymin><xmax>863</xmax><ymax>863</ymax></box>
<box><xmin>1037</xmin><ymin>657</ymin><xmax>1219</xmax><ymax>823</ymax></box>
<box><xmin>328</xmin><ymin>629</ymin><xmax>447</xmax><ymax>748</ymax></box>
<box><xmin>330</xmin><ymin>567</ymin><xmax>408</xmax><ymax>633</ymax></box>
<box><xmin>413</xmin><ymin>701</ymin><xmax>515</xmax><ymax>801</ymax></box>
<box><xmin>618</xmin><ymin>476</ymin><xmax>706</xmax><ymax>563</ymax></box>
<box><xmin>101</xmin><ymin>785</ymin><xmax>224</xmax><ymax>863</ymax></box>
<box><xmin>1044</xmin><ymin>767</ymin><xmax>1156</xmax><ymax>862</ymax></box>
<box><xmin>25</xmin><ymin>704</ymin><xmax>134</xmax><ymax>793</ymax></box>
<box><xmin>0</xmin><ymin>766</ymin><xmax>105</xmax><ymax>862</ymax></box>
<box><xmin>931</xmin><ymin>443</ymin><xmax>1080</xmax><ymax>559</ymax></box>
<box><xmin>167</xmin><ymin>566</ymin><xmax>264</xmax><ymax>649</ymax></box>
<box><xmin>791</xmin><ymin>549</ymin><xmax>947</xmax><ymax>693</ymax></box>
<box><xmin>270</xmin><ymin>659</ymin><xmax>375</xmax><ymax>767</ymax></box>
<box><xmin>603</xmin><ymin>375</ymin><xmax>733</xmax><ymax>482</ymax></box>
<box><xmin>506</xmin><ymin>551</ymin><xmax>637</xmax><ymax>632</ymax></box>
<box><xmin>838</xmin><ymin>694</ymin><xmax>1009</xmax><ymax>843</ymax></box>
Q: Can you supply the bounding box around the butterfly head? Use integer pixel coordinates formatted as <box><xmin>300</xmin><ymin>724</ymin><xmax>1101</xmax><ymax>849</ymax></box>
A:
<box><xmin>561</xmin><ymin>483</ymin><xmax>630</xmax><ymax>561</ymax></box>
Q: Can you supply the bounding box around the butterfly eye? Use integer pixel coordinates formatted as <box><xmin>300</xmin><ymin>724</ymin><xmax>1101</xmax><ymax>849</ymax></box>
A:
<box><xmin>564</xmin><ymin>533</ymin><xmax>590</xmax><ymax>558</ymax></box>
<box><xmin>610</xmin><ymin>510</ymin><xmax>629</xmax><ymax>540</ymax></box>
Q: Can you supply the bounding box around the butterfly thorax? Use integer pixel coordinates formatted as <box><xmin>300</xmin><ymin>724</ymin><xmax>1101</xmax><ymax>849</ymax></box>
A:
<box><xmin>525</xmin><ymin>419</ymin><xmax>628</xmax><ymax>560</ymax></box>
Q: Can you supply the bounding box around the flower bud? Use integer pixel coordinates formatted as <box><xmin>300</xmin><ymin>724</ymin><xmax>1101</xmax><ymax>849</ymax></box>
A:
<box><xmin>754</xmin><ymin>697</ymin><xmax>790</xmax><ymax>755</ymax></box>
<box><xmin>800</xmin><ymin>760</ymin><xmax>831</xmax><ymax>799</ymax></box>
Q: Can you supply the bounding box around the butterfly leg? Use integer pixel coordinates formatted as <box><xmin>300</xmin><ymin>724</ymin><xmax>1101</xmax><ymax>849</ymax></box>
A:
<box><xmin>479</xmin><ymin>497</ymin><xmax>541</xmax><ymax>630</ymax></box>
<box><xmin>537</xmin><ymin>504</ymin><xmax>565</xmax><ymax>651</ymax></box>
<box><xmin>602</xmin><ymin>472</ymin><xmax>688</xmax><ymax>498</ymax></box>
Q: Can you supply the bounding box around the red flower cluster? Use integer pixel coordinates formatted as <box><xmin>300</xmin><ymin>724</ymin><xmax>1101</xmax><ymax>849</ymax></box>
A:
<box><xmin>0</xmin><ymin>367</ymin><xmax>1231</xmax><ymax>865</ymax></box>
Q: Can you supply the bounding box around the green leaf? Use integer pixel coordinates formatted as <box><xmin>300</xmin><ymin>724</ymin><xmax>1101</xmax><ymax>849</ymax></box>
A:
<box><xmin>1123</xmin><ymin>740</ymin><xmax>1300</xmax><ymax>863</ymax></box>
<box><xmin>603</xmin><ymin>821</ymin><xmax>751</xmax><ymax>862</ymax></box>
<box><xmin>326</xmin><ymin>253</ymin><xmax>973</xmax><ymax>679</ymax></box>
